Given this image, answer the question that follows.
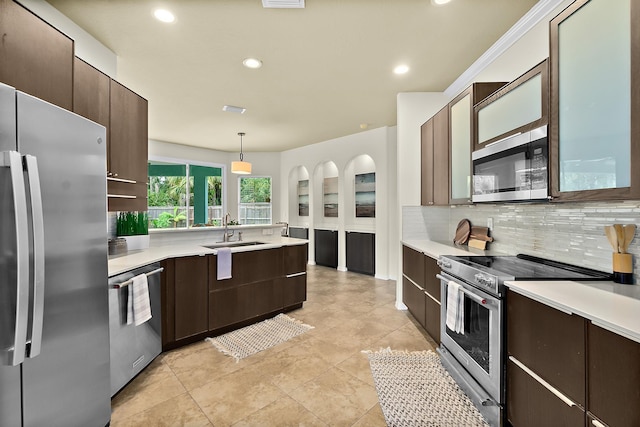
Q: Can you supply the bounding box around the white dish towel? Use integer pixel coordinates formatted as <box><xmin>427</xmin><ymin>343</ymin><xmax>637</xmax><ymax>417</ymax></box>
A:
<box><xmin>445</xmin><ymin>280</ymin><xmax>465</xmax><ymax>334</ymax></box>
<box><xmin>127</xmin><ymin>273</ymin><xmax>152</xmax><ymax>326</ymax></box>
<box><xmin>217</xmin><ymin>248</ymin><xmax>232</xmax><ymax>280</ymax></box>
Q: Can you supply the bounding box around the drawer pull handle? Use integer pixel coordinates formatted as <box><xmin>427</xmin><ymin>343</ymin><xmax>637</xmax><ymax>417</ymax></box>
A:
<box><xmin>509</xmin><ymin>356</ymin><xmax>576</xmax><ymax>407</ymax></box>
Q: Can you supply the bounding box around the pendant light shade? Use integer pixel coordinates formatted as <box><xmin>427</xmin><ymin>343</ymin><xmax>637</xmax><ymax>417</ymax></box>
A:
<box><xmin>231</xmin><ymin>132</ymin><xmax>252</xmax><ymax>174</ymax></box>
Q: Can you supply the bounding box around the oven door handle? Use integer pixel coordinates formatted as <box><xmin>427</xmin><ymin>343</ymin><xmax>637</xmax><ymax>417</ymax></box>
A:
<box><xmin>437</xmin><ymin>274</ymin><xmax>487</xmax><ymax>305</ymax></box>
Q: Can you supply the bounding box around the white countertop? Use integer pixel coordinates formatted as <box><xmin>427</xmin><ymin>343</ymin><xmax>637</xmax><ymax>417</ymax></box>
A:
<box><xmin>108</xmin><ymin>237</ymin><xmax>307</xmax><ymax>277</ymax></box>
<box><xmin>506</xmin><ymin>280</ymin><xmax>640</xmax><ymax>344</ymax></box>
<box><xmin>403</xmin><ymin>238</ymin><xmax>640</xmax><ymax>344</ymax></box>
<box><xmin>402</xmin><ymin>239</ymin><xmax>503</xmax><ymax>259</ymax></box>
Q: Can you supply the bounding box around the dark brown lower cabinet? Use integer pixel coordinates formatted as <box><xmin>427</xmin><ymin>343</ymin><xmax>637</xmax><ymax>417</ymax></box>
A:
<box><xmin>507</xmin><ymin>290</ymin><xmax>585</xmax><ymax>406</ymax></box>
<box><xmin>163</xmin><ymin>245</ymin><xmax>307</xmax><ymax>350</ymax></box>
<box><xmin>402</xmin><ymin>277</ymin><xmax>426</xmax><ymax>329</ymax></box>
<box><xmin>588</xmin><ymin>323</ymin><xmax>640</xmax><ymax>427</ymax></box>
<box><xmin>507</xmin><ymin>358</ymin><xmax>585</xmax><ymax>427</ymax></box>
<box><xmin>174</xmin><ymin>256</ymin><xmax>209</xmax><ymax>340</ymax></box>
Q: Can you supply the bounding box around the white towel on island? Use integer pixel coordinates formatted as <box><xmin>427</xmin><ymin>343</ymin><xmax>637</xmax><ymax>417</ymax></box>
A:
<box><xmin>445</xmin><ymin>281</ymin><xmax>465</xmax><ymax>335</ymax></box>
<box><xmin>127</xmin><ymin>274</ymin><xmax>152</xmax><ymax>326</ymax></box>
<box><xmin>217</xmin><ymin>248</ymin><xmax>232</xmax><ymax>280</ymax></box>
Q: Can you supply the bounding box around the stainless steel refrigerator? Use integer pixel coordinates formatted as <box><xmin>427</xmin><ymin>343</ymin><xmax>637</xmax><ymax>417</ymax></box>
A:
<box><xmin>0</xmin><ymin>82</ymin><xmax>111</xmax><ymax>426</ymax></box>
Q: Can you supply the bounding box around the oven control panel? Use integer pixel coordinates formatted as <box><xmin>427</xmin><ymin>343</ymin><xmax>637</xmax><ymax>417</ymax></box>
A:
<box><xmin>473</xmin><ymin>273</ymin><xmax>498</xmax><ymax>294</ymax></box>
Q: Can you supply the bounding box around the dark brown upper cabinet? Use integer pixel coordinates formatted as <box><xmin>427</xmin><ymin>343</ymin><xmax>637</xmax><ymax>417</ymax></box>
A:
<box><xmin>0</xmin><ymin>0</ymin><xmax>73</xmax><ymax>110</ymax></box>
<box><xmin>73</xmin><ymin>57</ymin><xmax>110</xmax><ymax>130</ymax></box>
<box><xmin>474</xmin><ymin>59</ymin><xmax>549</xmax><ymax>152</ymax></box>
<box><xmin>449</xmin><ymin>82</ymin><xmax>506</xmax><ymax>204</ymax></box>
<box><xmin>421</xmin><ymin>106</ymin><xmax>449</xmax><ymax>206</ymax></box>
<box><xmin>549</xmin><ymin>0</ymin><xmax>639</xmax><ymax>201</ymax></box>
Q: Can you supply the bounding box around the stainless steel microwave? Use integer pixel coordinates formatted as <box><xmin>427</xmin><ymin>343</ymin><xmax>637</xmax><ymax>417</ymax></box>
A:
<box><xmin>472</xmin><ymin>125</ymin><xmax>548</xmax><ymax>202</ymax></box>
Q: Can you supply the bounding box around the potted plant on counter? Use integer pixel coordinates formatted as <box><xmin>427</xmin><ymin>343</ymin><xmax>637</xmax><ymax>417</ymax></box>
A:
<box><xmin>116</xmin><ymin>211</ymin><xmax>150</xmax><ymax>250</ymax></box>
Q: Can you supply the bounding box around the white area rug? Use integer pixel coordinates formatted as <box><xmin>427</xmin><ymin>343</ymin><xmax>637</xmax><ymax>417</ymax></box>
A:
<box><xmin>365</xmin><ymin>348</ymin><xmax>489</xmax><ymax>427</ymax></box>
<box><xmin>206</xmin><ymin>314</ymin><xmax>314</xmax><ymax>362</ymax></box>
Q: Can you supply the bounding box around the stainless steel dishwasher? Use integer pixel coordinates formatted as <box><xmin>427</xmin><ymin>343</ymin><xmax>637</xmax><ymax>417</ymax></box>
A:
<box><xmin>108</xmin><ymin>263</ymin><xmax>163</xmax><ymax>396</ymax></box>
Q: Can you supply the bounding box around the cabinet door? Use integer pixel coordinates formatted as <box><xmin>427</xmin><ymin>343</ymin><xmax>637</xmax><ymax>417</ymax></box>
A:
<box><xmin>160</xmin><ymin>259</ymin><xmax>175</xmax><ymax>348</ymax></box>
<box><xmin>506</xmin><ymin>290</ymin><xmax>586</xmax><ymax>406</ymax></box>
<box><xmin>402</xmin><ymin>277</ymin><xmax>426</xmax><ymax>329</ymax></box>
<box><xmin>432</xmin><ymin>106</ymin><xmax>450</xmax><ymax>205</ymax></box>
<box><xmin>587</xmin><ymin>322</ymin><xmax>640</xmax><ymax>427</ymax></box>
<box><xmin>0</xmin><ymin>0</ymin><xmax>73</xmax><ymax>110</ymax></box>
<box><xmin>450</xmin><ymin>82</ymin><xmax>507</xmax><ymax>204</ymax></box>
<box><xmin>73</xmin><ymin>57</ymin><xmax>110</xmax><ymax>127</ymax></box>
<box><xmin>507</xmin><ymin>358</ymin><xmax>585</xmax><ymax>427</ymax></box>
<box><xmin>345</xmin><ymin>232</ymin><xmax>375</xmax><ymax>276</ymax></box>
<box><xmin>109</xmin><ymin>80</ymin><xmax>148</xmax><ymax>184</ymax></box>
<box><xmin>475</xmin><ymin>63</ymin><xmax>547</xmax><ymax>151</ymax></box>
<box><xmin>209</xmin><ymin>279</ymin><xmax>283</xmax><ymax>330</ymax></box>
<box><xmin>174</xmin><ymin>256</ymin><xmax>209</xmax><ymax>340</ymax></box>
<box><xmin>314</xmin><ymin>229</ymin><xmax>338</xmax><ymax>268</ymax></box>
<box><xmin>550</xmin><ymin>0</ymin><xmax>640</xmax><ymax>201</ymax></box>
<box><xmin>421</xmin><ymin>118</ymin><xmax>435</xmax><ymax>205</ymax></box>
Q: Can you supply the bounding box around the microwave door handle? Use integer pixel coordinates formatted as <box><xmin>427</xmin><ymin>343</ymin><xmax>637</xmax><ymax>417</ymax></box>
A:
<box><xmin>24</xmin><ymin>155</ymin><xmax>45</xmax><ymax>358</ymax></box>
<box><xmin>1</xmin><ymin>151</ymin><xmax>30</xmax><ymax>366</ymax></box>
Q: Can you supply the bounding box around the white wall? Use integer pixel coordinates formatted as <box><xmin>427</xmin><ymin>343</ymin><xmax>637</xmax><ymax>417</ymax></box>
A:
<box><xmin>280</xmin><ymin>126</ymin><xmax>396</xmax><ymax>280</ymax></box>
<box><xmin>149</xmin><ymin>139</ymin><xmax>282</xmax><ymax>223</ymax></box>
<box><xmin>18</xmin><ymin>0</ymin><xmax>117</xmax><ymax>77</ymax></box>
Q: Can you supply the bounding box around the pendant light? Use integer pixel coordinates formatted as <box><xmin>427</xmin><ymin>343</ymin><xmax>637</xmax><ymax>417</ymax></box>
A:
<box><xmin>231</xmin><ymin>132</ymin><xmax>252</xmax><ymax>174</ymax></box>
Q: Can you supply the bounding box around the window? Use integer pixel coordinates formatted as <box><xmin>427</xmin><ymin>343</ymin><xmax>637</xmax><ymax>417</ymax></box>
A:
<box><xmin>239</xmin><ymin>176</ymin><xmax>272</xmax><ymax>225</ymax></box>
<box><xmin>148</xmin><ymin>160</ymin><xmax>224</xmax><ymax>229</ymax></box>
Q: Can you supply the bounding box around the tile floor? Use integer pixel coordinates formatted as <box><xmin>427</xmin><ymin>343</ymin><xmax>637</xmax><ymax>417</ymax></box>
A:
<box><xmin>110</xmin><ymin>265</ymin><xmax>438</xmax><ymax>426</ymax></box>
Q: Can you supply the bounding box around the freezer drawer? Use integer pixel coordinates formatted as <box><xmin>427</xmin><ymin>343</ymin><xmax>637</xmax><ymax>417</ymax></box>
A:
<box><xmin>108</xmin><ymin>263</ymin><xmax>162</xmax><ymax>396</ymax></box>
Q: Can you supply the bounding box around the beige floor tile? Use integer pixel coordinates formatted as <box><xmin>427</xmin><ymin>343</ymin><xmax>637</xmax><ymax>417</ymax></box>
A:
<box><xmin>351</xmin><ymin>403</ymin><xmax>387</xmax><ymax>427</ymax></box>
<box><xmin>111</xmin><ymin>374</ymin><xmax>187</xmax><ymax>422</ymax></box>
<box><xmin>335</xmin><ymin>352</ymin><xmax>375</xmax><ymax>386</ymax></box>
<box><xmin>189</xmin><ymin>365</ymin><xmax>285</xmax><ymax>426</ymax></box>
<box><xmin>371</xmin><ymin>326</ymin><xmax>436</xmax><ymax>352</ymax></box>
<box><xmin>233</xmin><ymin>396</ymin><xmax>327</xmax><ymax>427</ymax></box>
<box><xmin>163</xmin><ymin>342</ymin><xmax>248</xmax><ymax>391</ymax></box>
<box><xmin>289</xmin><ymin>367</ymin><xmax>379</xmax><ymax>426</ymax></box>
<box><xmin>111</xmin><ymin>393</ymin><xmax>212</xmax><ymax>427</ymax></box>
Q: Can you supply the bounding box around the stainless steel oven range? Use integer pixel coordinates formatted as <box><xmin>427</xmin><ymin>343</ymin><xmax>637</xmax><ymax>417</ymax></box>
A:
<box><xmin>436</xmin><ymin>254</ymin><xmax>611</xmax><ymax>426</ymax></box>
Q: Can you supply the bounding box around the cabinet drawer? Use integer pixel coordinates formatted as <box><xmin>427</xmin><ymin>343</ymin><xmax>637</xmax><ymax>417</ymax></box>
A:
<box><xmin>402</xmin><ymin>277</ymin><xmax>426</xmax><ymax>329</ymax></box>
<box><xmin>424</xmin><ymin>256</ymin><xmax>440</xmax><ymax>302</ymax></box>
<box><xmin>284</xmin><ymin>244</ymin><xmax>308</xmax><ymax>275</ymax></box>
<box><xmin>402</xmin><ymin>245</ymin><xmax>426</xmax><ymax>287</ymax></box>
<box><xmin>209</xmin><ymin>248</ymin><xmax>284</xmax><ymax>290</ymax></box>
<box><xmin>506</xmin><ymin>290</ymin><xmax>586</xmax><ymax>406</ymax></box>
<box><xmin>588</xmin><ymin>322</ymin><xmax>640</xmax><ymax>427</ymax></box>
<box><xmin>283</xmin><ymin>274</ymin><xmax>306</xmax><ymax>308</ymax></box>
<box><xmin>507</xmin><ymin>358</ymin><xmax>584</xmax><ymax>427</ymax></box>
<box><xmin>424</xmin><ymin>292</ymin><xmax>440</xmax><ymax>344</ymax></box>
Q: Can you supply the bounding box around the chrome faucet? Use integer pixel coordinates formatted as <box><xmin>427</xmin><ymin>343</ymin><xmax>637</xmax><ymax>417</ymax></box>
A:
<box><xmin>223</xmin><ymin>213</ymin><xmax>235</xmax><ymax>242</ymax></box>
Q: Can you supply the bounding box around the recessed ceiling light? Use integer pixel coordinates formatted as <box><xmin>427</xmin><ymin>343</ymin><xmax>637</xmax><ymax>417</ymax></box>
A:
<box><xmin>242</xmin><ymin>58</ymin><xmax>263</xmax><ymax>69</ymax></box>
<box><xmin>153</xmin><ymin>9</ymin><xmax>175</xmax><ymax>23</ymax></box>
<box><xmin>222</xmin><ymin>105</ymin><xmax>246</xmax><ymax>114</ymax></box>
<box><xmin>393</xmin><ymin>65</ymin><xmax>409</xmax><ymax>75</ymax></box>
<box><xmin>431</xmin><ymin>0</ymin><xmax>452</xmax><ymax>5</ymax></box>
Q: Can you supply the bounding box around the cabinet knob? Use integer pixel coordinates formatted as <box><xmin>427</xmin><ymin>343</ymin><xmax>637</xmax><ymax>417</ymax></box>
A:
<box><xmin>429</xmin><ymin>201</ymin><xmax>434</xmax><ymax>205</ymax></box>
<box><xmin>107</xmin><ymin>171</ymin><xmax>112</xmax><ymax>177</ymax></box>
<box><xmin>113</xmin><ymin>173</ymin><xmax>118</xmax><ymax>177</ymax></box>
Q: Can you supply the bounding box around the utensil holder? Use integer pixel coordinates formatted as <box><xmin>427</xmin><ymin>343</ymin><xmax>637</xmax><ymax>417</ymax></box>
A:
<box><xmin>612</xmin><ymin>253</ymin><xmax>633</xmax><ymax>284</ymax></box>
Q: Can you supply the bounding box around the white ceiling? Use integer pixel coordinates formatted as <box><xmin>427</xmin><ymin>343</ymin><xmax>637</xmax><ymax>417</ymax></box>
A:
<box><xmin>47</xmin><ymin>0</ymin><xmax>539</xmax><ymax>153</ymax></box>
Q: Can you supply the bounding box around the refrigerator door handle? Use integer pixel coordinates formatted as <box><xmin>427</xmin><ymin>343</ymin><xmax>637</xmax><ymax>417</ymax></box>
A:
<box><xmin>24</xmin><ymin>155</ymin><xmax>45</xmax><ymax>358</ymax></box>
<box><xmin>1</xmin><ymin>151</ymin><xmax>29</xmax><ymax>366</ymax></box>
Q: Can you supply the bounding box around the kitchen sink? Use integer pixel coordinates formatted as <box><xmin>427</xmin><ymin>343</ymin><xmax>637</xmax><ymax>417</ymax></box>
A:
<box><xmin>202</xmin><ymin>241</ymin><xmax>266</xmax><ymax>249</ymax></box>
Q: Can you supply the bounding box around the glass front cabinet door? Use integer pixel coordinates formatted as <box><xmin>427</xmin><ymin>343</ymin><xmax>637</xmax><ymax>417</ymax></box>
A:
<box><xmin>550</xmin><ymin>0</ymin><xmax>640</xmax><ymax>201</ymax></box>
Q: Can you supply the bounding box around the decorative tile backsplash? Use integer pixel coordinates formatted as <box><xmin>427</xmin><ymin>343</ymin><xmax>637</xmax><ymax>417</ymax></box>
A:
<box><xmin>403</xmin><ymin>201</ymin><xmax>640</xmax><ymax>281</ymax></box>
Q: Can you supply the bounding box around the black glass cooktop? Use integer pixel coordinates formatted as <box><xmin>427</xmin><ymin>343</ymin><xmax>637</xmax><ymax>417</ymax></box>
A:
<box><xmin>448</xmin><ymin>254</ymin><xmax>612</xmax><ymax>281</ymax></box>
